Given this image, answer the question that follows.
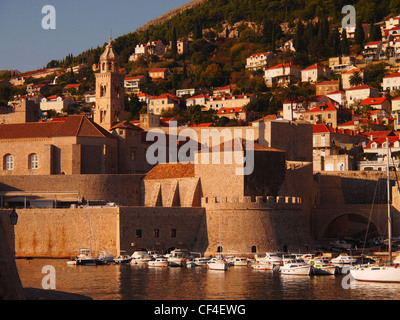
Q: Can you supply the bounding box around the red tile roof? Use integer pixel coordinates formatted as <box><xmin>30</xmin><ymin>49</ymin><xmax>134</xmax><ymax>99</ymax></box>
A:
<box><xmin>217</xmin><ymin>107</ymin><xmax>246</xmax><ymax>114</ymax></box>
<box><xmin>248</xmin><ymin>52</ymin><xmax>272</xmax><ymax>58</ymax></box>
<box><xmin>267</xmin><ymin>63</ymin><xmax>301</xmax><ymax>70</ymax></box>
<box><xmin>305</xmin><ymin>102</ymin><xmax>337</xmax><ymax>113</ymax></box>
<box><xmin>0</xmin><ymin>115</ymin><xmax>115</xmax><ymax>140</ymax></box>
<box><xmin>365</xmin><ymin>136</ymin><xmax>400</xmax><ymax>149</ymax></box>
<box><xmin>384</xmin><ymin>72</ymin><xmax>400</xmax><ymax>78</ymax></box>
<box><xmin>343</xmin><ymin>68</ymin><xmax>363</xmax><ymax>74</ymax></box>
<box><xmin>359</xmin><ymin>96</ymin><xmax>387</xmax><ymax>106</ymax></box>
<box><xmin>346</xmin><ymin>85</ymin><xmax>378</xmax><ymax>91</ymax></box>
<box><xmin>64</xmin><ymin>83</ymin><xmax>82</xmax><ymax>89</ymax></box>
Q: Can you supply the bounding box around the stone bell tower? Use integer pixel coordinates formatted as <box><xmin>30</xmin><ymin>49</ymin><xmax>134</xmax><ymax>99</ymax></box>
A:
<box><xmin>94</xmin><ymin>37</ymin><xmax>125</xmax><ymax>130</ymax></box>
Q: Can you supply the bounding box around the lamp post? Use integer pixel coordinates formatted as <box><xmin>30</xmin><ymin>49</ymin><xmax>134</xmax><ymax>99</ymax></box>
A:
<box><xmin>10</xmin><ymin>208</ymin><xmax>18</xmax><ymax>226</ymax></box>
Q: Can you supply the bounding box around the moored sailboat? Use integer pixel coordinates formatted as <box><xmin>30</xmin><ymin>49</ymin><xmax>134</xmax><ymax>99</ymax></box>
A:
<box><xmin>350</xmin><ymin>138</ymin><xmax>400</xmax><ymax>282</ymax></box>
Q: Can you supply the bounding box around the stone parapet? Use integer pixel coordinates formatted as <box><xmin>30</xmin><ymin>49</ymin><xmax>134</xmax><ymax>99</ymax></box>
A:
<box><xmin>201</xmin><ymin>195</ymin><xmax>302</xmax><ymax>210</ymax></box>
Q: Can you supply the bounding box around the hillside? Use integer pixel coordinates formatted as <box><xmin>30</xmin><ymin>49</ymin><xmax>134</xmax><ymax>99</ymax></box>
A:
<box><xmin>2</xmin><ymin>0</ymin><xmax>400</xmax><ymax>124</ymax></box>
<box><xmin>135</xmin><ymin>0</ymin><xmax>208</xmax><ymax>33</ymax></box>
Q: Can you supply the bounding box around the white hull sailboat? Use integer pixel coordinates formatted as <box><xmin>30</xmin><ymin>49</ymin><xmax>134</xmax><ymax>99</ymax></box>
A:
<box><xmin>207</xmin><ymin>195</ymin><xmax>229</xmax><ymax>271</ymax></box>
<box><xmin>350</xmin><ymin>138</ymin><xmax>400</xmax><ymax>283</ymax></box>
<box><xmin>350</xmin><ymin>265</ymin><xmax>400</xmax><ymax>282</ymax></box>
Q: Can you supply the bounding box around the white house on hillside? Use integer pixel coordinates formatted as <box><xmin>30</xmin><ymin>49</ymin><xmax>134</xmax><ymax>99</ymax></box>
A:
<box><xmin>383</xmin><ymin>72</ymin><xmax>400</xmax><ymax>91</ymax></box>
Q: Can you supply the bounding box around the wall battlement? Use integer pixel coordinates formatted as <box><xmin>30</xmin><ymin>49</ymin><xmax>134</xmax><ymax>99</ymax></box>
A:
<box><xmin>201</xmin><ymin>195</ymin><xmax>302</xmax><ymax>210</ymax></box>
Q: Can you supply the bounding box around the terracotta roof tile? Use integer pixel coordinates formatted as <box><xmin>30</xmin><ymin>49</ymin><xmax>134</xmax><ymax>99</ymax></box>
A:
<box><xmin>144</xmin><ymin>162</ymin><xmax>195</xmax><ymax>180</ymax></box>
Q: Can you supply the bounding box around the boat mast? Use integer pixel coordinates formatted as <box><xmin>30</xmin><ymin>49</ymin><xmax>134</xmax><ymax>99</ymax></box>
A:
<box><xmin>387</xmin><ymin>137</ymin><xmax>392</xmax><ymax>262</ymax></box>
<box><xmin>218</xmin><ymin>194</ymin><xmax>222</xmax><ymax>257</ymax></box>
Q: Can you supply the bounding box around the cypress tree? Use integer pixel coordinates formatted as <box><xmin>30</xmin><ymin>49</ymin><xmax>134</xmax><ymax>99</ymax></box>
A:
<box><xmin>340</xmin><ymin>29</ymin><xmax>349</xmax><ymax>55</ymax></box>
<box><xmin>354</xmin><ymin>19</ymin><xmax>365</xmax><ymax>46</ymax></box>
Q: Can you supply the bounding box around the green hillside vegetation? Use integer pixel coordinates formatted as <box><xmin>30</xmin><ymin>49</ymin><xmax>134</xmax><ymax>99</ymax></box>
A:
<box><xmin>3</xmin><ymin>0</ymin><xmax>400</xmax><ymax>123</ymax></box>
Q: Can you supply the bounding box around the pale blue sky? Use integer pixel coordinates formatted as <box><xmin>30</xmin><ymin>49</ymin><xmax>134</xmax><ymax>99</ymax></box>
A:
<box><xmin>0</xmin><ymin>0</ymin><xmax>190</xmax><ymax>72</ymax></box>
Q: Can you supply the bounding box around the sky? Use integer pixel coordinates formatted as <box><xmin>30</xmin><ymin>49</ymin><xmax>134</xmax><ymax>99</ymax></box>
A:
<box><xmin>0</xmin><ymin>0</ymin><xmax>191</xmax><ymax>72</ymax></box>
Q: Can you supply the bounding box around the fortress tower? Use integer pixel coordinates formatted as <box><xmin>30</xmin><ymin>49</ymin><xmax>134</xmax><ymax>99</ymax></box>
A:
<box><xmin>94</xmin><ymin>37</ymin><xmax>125</xmax><ymax>130</ymax></box>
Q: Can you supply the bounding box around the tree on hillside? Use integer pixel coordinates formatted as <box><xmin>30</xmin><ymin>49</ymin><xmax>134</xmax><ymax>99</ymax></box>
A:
<box><xmin>171</xmin><ymin>27</ymin><xmax>178</xmax><ymax>61</ymax></box>
<box><xmin>349</xmin><ymin>71</ymin><xmax>364</xmax><ymax>87</ymax></box>
<box><xmin>369</xmin><ymin>23</ymin><xmax>382</xmax><ymax>41</ymax></box>
<box><xmin>293</xmin><ymin>22</ymin><xmax>305</xmax><ymax>53</ymax></box>
<box><xmin>354</xmin><ymin>19</ymin><xmax>365</xmax><ymax>46</ymax></box>
<box><xmin>340</xmin><ymin>29</ymin><xmax>350</xmax><ymax>55</ymax></box>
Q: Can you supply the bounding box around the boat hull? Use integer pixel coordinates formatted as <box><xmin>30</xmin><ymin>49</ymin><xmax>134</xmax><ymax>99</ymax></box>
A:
<box><xmin>252</xmin><ymin>263</ymin><xmax>276</xmax><ymax>271</ymax></box>
<box><xmin>280</xmin><ymin>266</ymin><xmax>311</xmax><ymax>275</ymax></box>
<box><xmin>76</xmin><ymin>259</ymin><xmax>96</xmax><ymax>266</ymax></box>
<box><xmin>208</xmin><ymin>262</ymin><xmax>228</xmax><ymax>270</ymax></box>
<box><xmin>312</xmin><ymin>266</ymin><xmax>336</xmax><ymax>275</ymax></box>
<box><xmin>350</xmin><ymin>266</ymin><xmax>400</xmax><ymax>282</ymax></box>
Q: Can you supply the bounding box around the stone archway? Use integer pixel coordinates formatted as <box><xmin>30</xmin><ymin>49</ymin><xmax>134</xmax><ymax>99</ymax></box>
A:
<box><xmin>322</xmin><ymin>213</ymin><xmax>380</xmax><ymax>239</ymax></box>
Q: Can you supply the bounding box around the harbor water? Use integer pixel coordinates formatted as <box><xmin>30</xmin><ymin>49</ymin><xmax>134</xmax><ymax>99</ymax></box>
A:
<box><xmin>15</xmin><ymin>258</ymin><xmax>400</xmax><ymax>300</ymax></box>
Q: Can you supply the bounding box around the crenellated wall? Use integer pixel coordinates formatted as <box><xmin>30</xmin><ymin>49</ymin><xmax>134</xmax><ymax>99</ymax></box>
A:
<box><xmin>198</xmin><ymin>195</ymin><xmax>313</xmax><ymax>256</ymax></box>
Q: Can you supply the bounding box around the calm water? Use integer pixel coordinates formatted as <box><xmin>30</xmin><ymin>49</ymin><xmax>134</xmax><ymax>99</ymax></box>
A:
<box><xmin>15</xmin><ymin>259</ymin><xmax>400</xmax><ymax>300</ymax></box>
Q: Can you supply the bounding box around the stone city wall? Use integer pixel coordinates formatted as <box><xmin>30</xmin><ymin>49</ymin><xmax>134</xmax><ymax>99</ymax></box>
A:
<box><xmin>0</xmin><ymin>174</ymin><xmax>145</xmax><ymax>206</ymax></box>
<box><xmin>9</xmin><ymin>207</ymin><xmax>119</xmax><ymax>258</ymax></box>
<box><xmin>200</xmin><ymin>195</ymin><xmax>313</xmax><ymax>256</ymax></box>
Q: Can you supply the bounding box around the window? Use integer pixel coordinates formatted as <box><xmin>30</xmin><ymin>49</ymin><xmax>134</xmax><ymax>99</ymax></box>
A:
<box><xmin>4</xmin><ymin>154</ymin><xmax>13</xmax><ymax>170</ymax></box>
<box><xmin>29</xmin><ymin>154</ymin><xmax>39</xmax><ymax>169</ymax></box>
<box><xmin>130</xmin><ymin>148</ymin><xmax>136</xmax><ymax>161</ymax></box>
<box><xmin>154</xmin><ymin>229</ymin><xmax>160</xmax><ymax>238</ymax></box>
<box><xmin>171</xmin><ymin>229</ymin><xmax>177</xmax><ymax>238</ymax></box>
<box><xmin>136</xmin><ymin>229</ymin><xmax>142</xmax><ymax>238</ymax></box>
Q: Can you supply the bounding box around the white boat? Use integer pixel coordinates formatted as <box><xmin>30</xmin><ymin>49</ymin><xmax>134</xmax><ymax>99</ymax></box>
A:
<box><xmin>186</xmin><ymin>256</ymin><xmax>210</xmax><ymax>268</ymax></box>
<box><xmin>309</xmin><ymin>258</ymin><xmax>336</xmax><ymax>275</ymax></box>
<box><xmin>233</xmin><ymin>257</ymin><xmax>249</xmax><ymax>266</ymax></box>
<box><xmin>207</xmin><ymin>256</ymin><xmax>229</xmax><ymax>270</ymax></box>
<box><xmin>130</xmin><ymin>248</ymin><xmax>151</xmax><ymax>265</ymax></box>
<box><xmin>148</xmin><ymin>257</ymin><xmax>169</xmax><ymax>268</ymax></box>
<box><xmin>252</xmin><ymin>262</ymin><xmax>276</xmax><ymax>271</ymax></box>
<box><xmin>167</xmin><ymin>249</ymin><xmax>188</xmax><ymax>267</ymax></box>
<box><xmin>67</xmin><ymin>248</ymin><xmax>96</xmax><ymax>266</ymax></box>
<box><xmin>296</xmin><ymin>253</ymin><xmax>315</xmax><ymax>264</ymax></box>
<box><xmin>256</xmin><ymin>252</ymin><xmax>282</xmax><ymax>265</ymax></box>
<box><xmin>330</xmin><ymin>240</ymin><xmax>352</xmax><ymax>250</ymax></box>
<box><xmin>330</xmin><ymin>253</ymin><xmax>356</xmax><ymax>266</ymax></box>
<box><xmin>114</xmin><ymin>250</ymin><xmax>132</xmax><ymax>264</ymax></box>
<box><xmin>350</xmin><ymin>138</ymin><xmax>400</xmax><ymax>282</ymax></box>
<box><xmin>96</xmin><ymin>250</ymin><xmax>114</xmax><ymax>265</ymax></box>
<box><xmin>280</xmin><ymin>257</ymin><xmax>311</xmax><ymax>276</ymax></box>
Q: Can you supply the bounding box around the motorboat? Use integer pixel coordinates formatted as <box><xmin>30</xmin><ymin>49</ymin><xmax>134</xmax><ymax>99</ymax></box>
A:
<box><xmin>309</xmin><ymin>258</ymin><xmax>336</xmax><ymax>275</ymax></box>
<box><xmin>187</xmin><ymin>256</ymin><xmax>210</xmax><ymax>267</ymax></box>
<box><xmin>67</xmin><ymin>248</ymin><xmax>96</xmax><ymax>266</ymax></box>
<box><xmin>330</xmin><ymin>239</ymin><xmax>352</xmax><ymax>250</ymax></box>
<box><xmin>148</xmin><ymin>257</ymin><xmax>169</xmax><ymax>268</ymax></box>
<box><xmin>114</xmin><ymin>250</ymin><xmax>132</xmax><ymax>264</ymax></box>
<box><xmin>252</xmin><ymin>262</ymin><xmax>276</xmax><ymax>271</ymax></box>
<box><xmin>96</xmin><ymin>250</ymin><xmax>114</xmax><ymax>265</ymax></box>
<box><xmin>167</xmin><ymin>249</ymin><xmax>188</xmax><ymax>267</ymax></box>
<box><xmin>256</xmin><ymin>252</ymin><xmax>282</xmax><ymax>265</ymax></box>
<box><xmin>296</xmin><ymin>253</ymin><xmax>315</xmax><ymax>264</ymax></box>
<box><xmin>130</xmin><ymin>248</ymin><xmax>151</xmax><ymax>265</ymax></box>
<box><xmin>233</xmin><ymin>257</ymin><xmax>249</xmax><ymax>266</ymax></box>
<box><xmin>207</xmin><ymin>256</ymin><xmax>229</xmax><ymax>271</ymax></box>
<box><xmin>330</xmin><ymin>253</ymin><xmax>356</xmax><ymax>266</ymax></box>
<box><xmin>280</xmin><ymin>257</ymin><xmax>311</xmax><ymax>275</ymax></box>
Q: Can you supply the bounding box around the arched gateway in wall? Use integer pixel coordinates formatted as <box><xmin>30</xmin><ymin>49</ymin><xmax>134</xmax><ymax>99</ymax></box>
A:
<box><xmin>313</xmin><ymin>204</ymin><xmax>391</xmax><ymax>240</ymax></box>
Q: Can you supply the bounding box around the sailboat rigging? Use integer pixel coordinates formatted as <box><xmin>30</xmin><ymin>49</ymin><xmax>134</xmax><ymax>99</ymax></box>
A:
<box><xmin>350</xmin><ymin>137</ymin><xmax>400</xmax><ymax>282</ymax></box>
<box><xmin>207</xmin><ymin>195</ymin><xmax>228</xmax><ymax>271</ymax></box>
